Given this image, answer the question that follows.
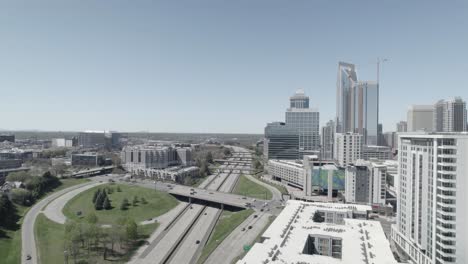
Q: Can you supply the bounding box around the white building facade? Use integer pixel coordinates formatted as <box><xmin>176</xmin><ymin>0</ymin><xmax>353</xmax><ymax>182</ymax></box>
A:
<box><xmin>391</xmin><ymin>133</ymin><xmax>468</xmax><ymax>264</ymax></box>
<box><xmin>334</xmin><ymin>132</ymin><xmax>362</xmax><ymax>167</ymax></box>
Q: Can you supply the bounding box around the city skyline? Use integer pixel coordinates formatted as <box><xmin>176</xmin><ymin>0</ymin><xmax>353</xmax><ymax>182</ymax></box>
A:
<box><xmin>1</xmin><ymin>0</ymin><xmax>467</xmax><ymax>133</ymax></box>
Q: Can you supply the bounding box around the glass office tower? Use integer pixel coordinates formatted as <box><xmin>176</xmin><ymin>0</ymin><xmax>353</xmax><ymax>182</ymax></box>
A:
<box><xmin>285</xmin><ymin>90</ymin><xmax>320</xmax><ymax>152</ymax></box>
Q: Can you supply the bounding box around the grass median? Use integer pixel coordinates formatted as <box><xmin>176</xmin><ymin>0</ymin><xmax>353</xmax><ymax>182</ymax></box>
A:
<box><xmin>233</xmin><ymin>174</ymin><xmax>272</xmax><ymax>200</ymax></box>
<box><xmin>197</xmin><ymin>209</ymin><xmax>254</xmax><ymax>264</ymax></box>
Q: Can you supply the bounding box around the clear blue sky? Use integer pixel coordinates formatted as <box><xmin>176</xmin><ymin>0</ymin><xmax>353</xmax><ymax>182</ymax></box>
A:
<box><xmin>1</xmin><ymin>0</ymin><xmax>467</xmax><ymax>133</ymax></box>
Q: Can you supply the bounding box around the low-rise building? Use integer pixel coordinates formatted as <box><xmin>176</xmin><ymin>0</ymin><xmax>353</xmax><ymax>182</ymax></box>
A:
<box><xmin>71</xmin><ymin>153</ymin><xmax>106</xmax><ymax>167</ymax></box>
<box><xmin>0</xmin><ymin>135</ymin><xmax>15</xmax><ymax>143</ymax></box>
<box><xmin>267</xmin><ymin>159</ymin><xmax>304</xmax><ymax>189</ymax></box>
<box><xmin>237</xmin><ymin>200</ymin><xmax>397</xmax><ymax>264</ymax></box>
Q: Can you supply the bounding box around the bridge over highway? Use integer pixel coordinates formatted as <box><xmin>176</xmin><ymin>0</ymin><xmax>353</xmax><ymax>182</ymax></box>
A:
<box><xmin>168</xmin><ymin>184</ymin><xmax>263</xmax><ymax>209</ymax></box>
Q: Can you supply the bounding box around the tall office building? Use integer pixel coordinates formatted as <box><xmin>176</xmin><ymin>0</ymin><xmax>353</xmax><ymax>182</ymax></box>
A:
<box><xmin>321</xmin><ymin>120</ymin><xmax>335</xmax><ymax>160</ymax></box>
<box><xmin>407</xmin><ymin>105</ymin><xmax>434</xmax><ymax>132</ymax></box>
<box><xmin>433</xmin><ymin>98</ymin><xmax>467</xmax><ymax>132</ymax></box>
<box><xmin>285</xmin><ymin>90</ymin><xmax>320</xmax><ymax>153</ymax></box>
<box><xmin>336</xmin><ymin>62</ymin><xmax>379</xmax><ymax>145</ymax></box>
<box><xmin>397</xmin><ymin>121</ymin><xmax>408</xmax><ymax>132</ymax></box>
<box><xmin>391</xmin><ymin>133</ymin><xmax>468</xmax><ymax>264</ymax></box>
<box><xmin>336</xmin><ymin>62</ymin><xmax>358</xmax><ymax>134</ymax></box>
<box><xmin>263</xmin><ymin>122</ymin><xmax>299</xmax><ymax>160</ymax></box>
<box><xmin>334</xmin><ymin>132</ymin><xmax>362</xmax><ymax>167</ymax></box>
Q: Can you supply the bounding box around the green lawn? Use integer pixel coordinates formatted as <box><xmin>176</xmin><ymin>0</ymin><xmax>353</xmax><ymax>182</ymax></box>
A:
<box><xmin>0</xmin><ymin>178</ymin><xmax>87</xmax><ymax>264</ymax></box>
<box><xmin>256</xmin><ymin>177</ymin><xmax>289</xmax><ymax>195</ymax></box>
<box><xmin>197</xmin><ymin>209</ymin><xmax>254</xmax><ymax>264</ymax></box>
<box><xmin>233</xmin><ymin>175</ymin><xmax>272</xmax><ymax>200</ymax></box>
<box><xmin>35</xmin><ymin>213</ymin><xmax>160</xmax><ymax>264</ymax></box>
<box><xmin>35</xmin><ymin>213</ymin><xmax>65</xmax><ymax>264</ymax></box>
<box><xmin>63</xmin><ymin>183</ymin><xmax>179</xmax><ymax>224</ymax></box>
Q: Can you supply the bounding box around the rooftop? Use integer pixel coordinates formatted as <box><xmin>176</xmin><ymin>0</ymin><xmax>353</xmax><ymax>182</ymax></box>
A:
<box><xmin>237</xmin><ymin>200</ymin><xmax>397</xmax><ymax>264</ymax></box>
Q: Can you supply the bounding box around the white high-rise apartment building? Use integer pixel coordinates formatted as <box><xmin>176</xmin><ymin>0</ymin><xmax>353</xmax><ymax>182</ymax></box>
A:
<box><xmin>345</xmin><ymin>160</ymin><xmax>387</xmax><ymax>205</ymax></box>
<box><xmin>391</xmin><ymin>133</ymin><xmax>468</xmax><ymax>264</ymax></box>
<box><xmin>407</xmin><ymin>105</ymin><xmax>434</xmax><ymax>132</ymax></box>
<box><xmin>285</xmin><ymin>89</ymin><xmax>320</xmax><ymax>153</ymax></box>
<box><xmin>334</xmin><ymin>133</ymin><xmax>362</xmax><ymax>167</ymax></box>
<box><xmin>434</xmin><ymin>98</ymin><xmax>467</xmax><ymax>132</ymax></box>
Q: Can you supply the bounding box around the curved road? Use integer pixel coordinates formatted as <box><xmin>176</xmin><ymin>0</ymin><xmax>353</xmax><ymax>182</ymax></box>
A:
<box><xmin>21</xmin><ymin>181</ymin><xmax>96</xmax><ymax>264</ymax></box>
<box><xmin>244</xmin><ymin>174</ymin><xmax>282</xmax><ymax>201</ymax></box>
<box><xmin>42</xmin><ymin>182</ymin><xmax>104</xmax><ymax>224</ymax></box>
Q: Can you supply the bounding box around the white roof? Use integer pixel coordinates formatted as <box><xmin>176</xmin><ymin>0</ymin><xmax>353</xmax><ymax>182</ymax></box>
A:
<box><xmin>237</xmin><ymin>200</ymin><xmax>397</xmax><ymax>264</ymax></box>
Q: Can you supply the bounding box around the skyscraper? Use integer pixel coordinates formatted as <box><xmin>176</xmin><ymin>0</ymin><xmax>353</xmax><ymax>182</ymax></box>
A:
<box><xmin>336</xmin><ymin>62</ymin><xmax>357</xmax><ymax>134</ymax></box>
<box><xmin>392</xmin><ymin>133</ymin><xmax>468</xmax><ymax>264</ymax></box>
<box><xmin>336</xmin><ymin>62</ymin><xmax>379</xmax><ymax>145</ymax></box>
<box><xmin>285</xmin><ymin>89</ymin><xmax>320</xmax><ymax>153</ymax></box>
<box><xmin>433</xmin><ymin>97</ymin><xmax>467</xmax><ymax>132</ymax></box>
<box><xmin>263</xmin><ymin>122</ymin><xmax>299</xmax><ymax>160</ymax></box>
<box><xmin>321</xmin><ymin>120</ymin><xmax>335</xmax><ymax>160</ymax></box>
<box><xmin>407</xmin><ymin>105</ymin><xmax>434</xmax><ymax>132</ymax></box>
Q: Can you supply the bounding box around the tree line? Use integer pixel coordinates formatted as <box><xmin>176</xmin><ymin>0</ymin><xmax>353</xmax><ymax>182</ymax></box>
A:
<box><xmin>64</xmin><ymin>214</ymin><xmax>140</xmax><ymax>263</ymax></box>
<box><xmin>7</xmin><ymin>171</ymin><xmax>61</xmax><ymax>206</ymax></box>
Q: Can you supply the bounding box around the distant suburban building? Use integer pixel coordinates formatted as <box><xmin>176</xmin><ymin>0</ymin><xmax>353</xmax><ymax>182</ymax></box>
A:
<box><xmin>51</xmin><ymin>138</ymin><xmax>74</xmax><ymax>148</ymax></box>
<box><xmin>121</xmin><ymin>145</ymin><xmax>194</xmax><ymax>172</ymax></box>
<box><xmin>263</xmin><ymin>122</ymin><xmax>299</xmax><ymax>160</ymax></box>
<box><xmin>396</xmin><ymin>121</ymin><xmax>407</xmax><ymax>132</ymax></box>
<box><xmin>334</xmin><ymin>133</ymin><xmax>362</xmax><ymax>167</ymax></box>
<box><xmin>0</xmin><ymin>159</ymin><xmax>22</xmax><ymax>170</ymax></box>
<box><xmin>71</xmin><ymin>153</ymin><xmax>106</xmax><ymax>167</ymax></box>
<box><xmin>433</xmin><ymin>97</ymin><xmax>467</xmax><ymax>132</ymax></box>
<box><xmin>407</xmin><ymin>105</ymin><xmax>434</xmax><ymax>131</ymax></box>
<box><xmin>345</xmin><ymin>160</ymin><xmax>387</xmax><ymax>205</ymax></box>
<box><xmin>321</xmin><ymin>120</ymin><xmax>335</xmax><ymax>160</ymax></box>
<box><xmin>362</xmin><ymin>145</ymin><xmax>393</xmax><ymax>160</ymax></box>
<box><xmin>78</xmin><ymin>131</ymin><xmax>121</xmax><ymax>148</ymax></box>
<box><xmin>0</xmin><ymin>134</ymin><xmax>15</xmax><ymax>143</ymax></box>
<box><xmin>391</xmin><ymin>132</ymin><xmax>468</xmax><ymax>264</ymax></box>
<box><xmin>285</xmin><ymin>89</ymin><xmax>320</xmax><ymax>153</ymax></box>
<box><xmin>335</xmin><ymin>62</ymin><xmax>379</xmax><ymax>146</ymax></box>
<box><xmin>237</xmin><ymin>200</ymin><xmax>397</xmax><ymax>264</ymax></box>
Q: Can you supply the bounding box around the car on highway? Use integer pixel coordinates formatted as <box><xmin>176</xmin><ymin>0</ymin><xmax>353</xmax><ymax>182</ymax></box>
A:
<box><xmin>196</xmin><ymin>240</ymin><xmax>200</xmax><ymax>244</ymax></box>
<box><xmin>26</xmin><ymin>255</ymin><xmax>31</xmax><ymax>260</ymax></box>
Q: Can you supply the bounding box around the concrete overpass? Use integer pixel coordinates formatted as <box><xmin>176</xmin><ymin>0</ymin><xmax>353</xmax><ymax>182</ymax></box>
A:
<box><xmin>70</xmin><ymin>166</ymin><xmax>115</xmax><ymax>178</ymax></box>
<box><xmin>168</xmin><ymin>185</ymin><xmax>261</xmax><ymax>210</ymax></box>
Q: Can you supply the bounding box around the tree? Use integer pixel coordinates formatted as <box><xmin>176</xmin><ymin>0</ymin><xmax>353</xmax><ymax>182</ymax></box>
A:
<box><xmin>86</xmin><ymin>213</ymin><xmax>98</xmax><ymax>224</ymax></box>
<box><xmin>103</xmin><ymin>196</ymin><xmax>112</xmax><ymax>210</ymax></box>
<box><xmin>5</xmin><ymin>171</ymin><xmax>31</xmax><ymax>183</ymax></box>
<box><xmin>116</xmin><ymin>186</ymin><xmax>122</xmax><ymax>192</ymax></box>
<box><xmin>312</xmin><ymin>211</ymin><xmax>324</xmax><ymax>223</ymax></box>
<box><xmin>0</xmin><ymin>194</ymin><xmax>19</xmax><ymax>230</ymax></box>
<box><xmin>206</xmin><ymin>151</ymin><xmax>213</xmax><ymax>164</ymax></box>
<box><xmin>92</xmin><ymin>189</ymin><xmax>101</xmax><ymax>204</ymax></box>
<box><xmin>120</xmin><ymin>198</ymin><xmax>129</xmax><ymax>210</ymax></box>
<box><xmin>140</xmin><ymin>197</ymin><xmax>148</xmax><ymax>204</ymax></box>
<box><xmin>223</xmin><ymin>148</ymin><xmax>231</xmax><ymax>157</ymax></box>
<box><xmin>125</xmin><ymin>219</ymin><xmax>138</xmax><ymax>242</ymax></box>
<box><xmin>94</xmin><ymin>192</ymin><xmax>106</xmax><ymax>210</ymax></box>
<box><xmin>10</xmin><ymin>189</ymin><xmax>33</xmax><ymax>206</ymax></box>
<box><xmin>132</xmin><ymin>196</ymin><xmax>139</xmax><ymax>206</ymax></box>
